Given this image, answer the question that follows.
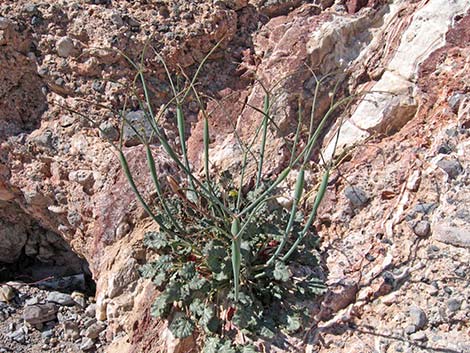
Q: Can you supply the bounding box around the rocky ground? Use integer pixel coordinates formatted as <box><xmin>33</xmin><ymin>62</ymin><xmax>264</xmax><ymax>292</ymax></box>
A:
<box><xmin>0</xmin><ymin>280</ymin><xmax>105</xmax><ymax>352</ymax></box>
<box><xmin>0</xmin><ymin>0</ymin><xmax>469</xmax><ymax>352</ymax></box>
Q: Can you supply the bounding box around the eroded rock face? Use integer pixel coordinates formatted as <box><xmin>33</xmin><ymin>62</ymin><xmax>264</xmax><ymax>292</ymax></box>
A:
<box><xmin>1</xmin><ymin>0</ymin><xmax>470</xmax><ymax>352</ymax></box>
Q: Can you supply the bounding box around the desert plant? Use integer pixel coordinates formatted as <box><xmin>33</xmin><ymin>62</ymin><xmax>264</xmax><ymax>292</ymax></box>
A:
<box><xmin>71</xmin><ymin>42</ymin><xmax>352</xmax><ymax>350</ymax></box>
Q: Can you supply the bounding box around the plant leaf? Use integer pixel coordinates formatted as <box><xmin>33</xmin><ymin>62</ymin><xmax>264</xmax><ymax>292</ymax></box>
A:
<box><xmin>151</xmin><ymin>293</ymin><xmax>170</xmax><ymax>318</ymax></box>
<box><xmin>139</xmin><ymin>263</ymin><xmax>157</xmax><ymax>279</ymax></box>
<box><xmin>285</xmin><ymin>314</ymin><xmax>301</xmax><ymax>333</ymax></box>
<box><xmin>144</xmin><ymin>231</ymin><xmax>169</xmax><ymax>250</ymax></box>
<box><xmin>273</xmin><ymin>261</ymin><xmax>290</xmax><ymax>282</ymax></box>
<box><xmin>169</xmin><ymin>313</ymin><xmax>195</xmax><ymax>338</ymax></box>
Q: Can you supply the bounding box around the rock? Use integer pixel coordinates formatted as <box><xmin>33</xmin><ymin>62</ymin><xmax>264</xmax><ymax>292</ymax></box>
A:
<box><xmin>0</xmin><ymin>285</ymin><xmax>15</xmax><ymax>303</ymax></box>
<box><xmin>448</xmin><ymin>92</ymin><xmax>465</xmax><ymax>113</ymax></box>
<box><xmin>413</xmin><ymin>221</ymin><xmax>431</xmax><ymax>237</ymax></box>
<box><xmin>63</xmin><ymin>321</ymin><xmax>80</xmax><ymax>341</ymax></box>
<box><xmin>80</xmin><ymin>337</ymin><xmax>95</xmax><ymax>351</ymax></box>
<box><xmin>47</xmin><ymin>292</ymin><xmax>75</xmax><ymax>306</ymax></box>
<box><xmin>23</xmin><ymin>303</ymin><xmax>58</xmax><ymax>325</ymax></box>
<box><xmin>344</xmin><ymin>186</ymin><xmax>369</xmax><ymax>207</ymax></box>
<box><xmin>408</xmin><ymin>306</ymin><xmax>427</xmax><ymax>329</ymax></box>
<box><xmin>84</xmin><ymin>321</ymin><xmax>106</xmax><ymax>339</ymax></box>
<box><xmin>437</xmin><ymin>158</ymin><xmax>463</xmax><ymax>179</ymax></box>
<box><xmin>410</xmin><ymin>331</ymin><xmax>427</xmax><ymax>342</ymax></box>
<box><xmin>7</xmin><ymin>326</ymin><xmax>27</xmax><ymax>344</ymax></box>
<box><xmin>68</xmin><ymin>170</ymin><xmax>95</xmax><ymax>189</ymax></box>
<box><xmin>404</xmin><ymin>325</ymin><xmax>416</xmax><ymax>335</ymax></box>
<box><xmin>71</xmin><ymin>291</ymin><xmax>86</xmax><ymax>307</ymax></box>
<box><xmin>0</xmin><ymin>220</ymin><xmax>28</xmax><ymax>263</ymax></box>
<box><xmin>85</xmin><ymin>303</ymin><xmax>97</xmax><ymax>318</ymax></box>
<box><xmin>122</xmin><ymin>110</ymin><xmax>156</xmax><ymax>147</ymax></box>
<box><xmin>447</xmin><ymin>298</ymin><xmax>462</xmax><ymax>313</ymax></box>
<box><xmin>56</xmin><ymin>36</ymin><xmax>75</xmax><ymax>58</ymax></box>
<box><xmin>433</xmin><ymin>224</ymin><xmax>470</xmax><ymax>248</ymax></box>
<box><xmin>99</xmin><ymin>121</ymin><xmax>119</xmax><ymax>141</ymax></box>
<box><xmin>0</xmin><ymin>17</ymin><xmax>12</xmax><ymax>30</ymax></box>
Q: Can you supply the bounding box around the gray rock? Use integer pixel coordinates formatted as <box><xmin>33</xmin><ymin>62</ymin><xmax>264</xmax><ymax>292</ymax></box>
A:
<box><xmin>41</xmin><ymin>329</ymin><xmax>54</xmax><ymax>340</ymax></box>
<box><xmin>99</xmin><ymin>121</ymin><xmax>119</xmax><ymax>141</ymax></box>
<box><xmin>23</xmin><ymin>303</ymin><xmax>57</xmax><ymax>325</ymax></box>
<box><xmin>7</xmin><ymin>326</ymin><xmax>27</xmax><ymax>344</ymax></box>
<box><xmin>437</xmin><ymin>158</ymin><xmax>463</xmax><ymax>179</ymax></box>
<box><xmin>56</xmin><ymin>36</ymin><xmax>75</xmax><ymax>58</ymax></box>
<box><xmin>408</xmin><ymin>306</ymin><xmax>427</xmax><ymax>329</ymax></box>
<box><xmin>433</xmin><ymin>224</ymin><xmax>470</xmax><ymax>248</ymax></box>
<box><xmin>447</xmin><ymin>298</ymin><xmax>462</xmax><ymax>312</ymax></box>
<box><xmin>47</xmin><ymin>292</ymin><xmax>75</xmax><ymax>306</ymax></box>
<box><xmin>344</xmin><ymin>186</ymin><xmax>369</xmax><ymax>207</ymax></box>
<box><xmin>0</xmin><ymin>221</ymin><xmax>28</xmax><ymax>263</ymax></box>
<box><xmin>84</xmin><ymin>322</ymin><xmax>106</xmax><ymax>339</ymax></box>
<box><xmin>0</xmin><ymin>17</ymin><xmax>12</xmax><ymax>30</ymax></box>
<box><xmin>410</xmin><ymin>331</ymin><xmax>427</xmax><ymax>341</ymax></box>
<box><xmin>448</xmin><ymin>92</ymin><xmax>465</xmax><ymax>113</ymax></box>
<box><xmin>122</xmin><ymin>110</ymin><xmax>156</xmax><ymax>147</ymax></box>
<box><xmin>80</xmin><ymin>337</ymin><xmax>95</xmax><ymax>351</ymax></box>
<box><xmin>85</xmin><ymin>304</ymin><xmax>96</xmax><ymax>318</ymax></box>
<box><xmin>414</xmin><ymin>203</ymin><xmax>437</xmax><ymax>215</ymax></box>
<box><xmin>404</xmin><ymin>325</ymin><xmax>416</xmax><ymax>334</ymax></box>
<box><xmin>413</xmin><ymin>221</ymin><xmax>430</xmax><ymax>237</ymax></box>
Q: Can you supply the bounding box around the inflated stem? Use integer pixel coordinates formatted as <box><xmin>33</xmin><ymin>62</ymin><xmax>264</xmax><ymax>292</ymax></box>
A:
<box><xmin>118</xmin><ymin>150</ymin><xmax>172</xmax><ymax>235</ymax></box>
<box><xmin>281</xmin><ymin>168</ymin><xmax>330</xmax><ymax>262</ymax></box>
<box><xmin>231</xmin><ymin>217</ymin><xmax>242</xmax><ymax>301</ymax></box>
<box><xmin>266</xmin><ymin>167</ymin><xmax>305</xmax><ymax>265</ymax></box>
<box><xmin>255</xmin><ymin>94</ymin><xmax>269</xmax><ymax>189</ymax></box>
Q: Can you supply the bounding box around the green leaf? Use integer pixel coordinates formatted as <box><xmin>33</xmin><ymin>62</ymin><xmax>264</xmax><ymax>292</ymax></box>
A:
<box><xmin>139</xmin><ymin>263</ymin><xmax>157</xmax><ymax>279</ymax></box>
<box><xmin>189</xmin><ymin>298</ymin><xmax>205</xmax><ymax>317</ymax></box>
<box><xmin>203</xmin><ymin>337</ymin><xmax>221</xmax><ymax>353</ymax></box>
<box><xmin>144</xmin><ymin>231</ymin><xmax>169</xmax><ymax>250</ymax></box>
<box><xmin>166</xmin><ymin>281</ymin><xmax>182</xmax><ymax>302</ymax></box>
<box><xmin>219</xmin><ymin>341</ymin><xmax>237</xmax><ymax>353</ymax></box>
<box><xmin>189</xmin><ymin>275</ymin><xmax>209</xmax><ymax>291</ymax></box>
<box><xmin>285</xmin><ymin>314</ymin><xmax>301</xmax><ymax>333</ymax></box>
<box><xmin>153</xmin><ymin>272</ymin><xmax>167</xmax><ymax>286</ymax></box>
<box><xmin>273</xmin><ymin>261</ymin><xmax>290</xmax><ymax>282</ymax></box>
<box><xmin>240</xmin><ymin>345</ymin><xmax>258</xmax><ymax>353</ymax></box>
<box><xmin>154</xmin><ymin>255</ymin><xmax>174</xmax><ymax>272</ymax></box>
<box><xmin>151</xmin><ymin>293</ymin><xmax>171</xmax><ymax>318</ymax></box>
<box><xmin>169</xmin><ymin>313</ymin><xmax>195</xmax><ymax>338</ymax></box>
<box><xmin>179</xmin><ymin>262</ymin><xmax>196</xmax><ymax>280</ymax></box>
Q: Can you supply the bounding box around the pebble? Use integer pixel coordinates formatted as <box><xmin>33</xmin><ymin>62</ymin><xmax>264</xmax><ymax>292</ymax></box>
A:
<box><xmin>410</xmin><ymin>331</ymin><xmax>427</xmax><ymax>341</ymax></box>
<box><xmin>85</xmin><ymin>303</ymin><xmax>96</xmax><ymax>318</ymax></box>
<box><xmin>408</xmin><ymin>306</ymin><xmax>427</xmax><ymax>329</ymax></box>
<box><xmin>413</xmin><ymin>221</ymin><xmax>430</xmax><ymax>237</ymax></box>
<box><xmin>47</xmin><ymin>291</ymin><xmax>75</xmax><ymax>306</ymax></box>
<box><xmin>437</xmin><ymin>158</ymin><xmax>463</xmax><ymax>179</ymax></box>
<box><xmin>0</xmin><ymin>17</ymin><xmax>12</xmax><ymax>30</ymax></box>
<box><xmin>0</xmin><ymin>285</ymin><xmax>15</xmax><ymax>302</ymax></box>
<box><xmin>23</xmin><ymin>303</ymin><xmax>58</xmax><ymax>325</ymax></box>
<box><xmin>448</xmin><ymin>92</ymin><xmax>465</xmax><ymax>113</ymax></box>
<box><xmin>447</xmin><ymin>298</ymin><xmax>462</xmax><ymax>312</ymax></box>
<box><xmin>71</xmin><ymin>291</ymin><xmax>86</xmax><ymax>307</ymax></box>
<box><xmin>344</xmin><ymin>186</ymin><xmax>369</xmax><ymax>207</ymax></box>
<box><xmin>80</xmin><ymin>337</ymin><xmax>95</xmax><ymax>351</ymax></box>
<box><xmin>84</xmin><ymin>321</ymin><xmax>106</xmax><ymax>339</ymax></box>
<box><xmin>99</xmin><ymin>121</ymin><xmax>119</xmax><ymax>141</ymax></box>
<box><xmin>404</xmin><ymin>324</ymin><xmax>416</xmax><ymax>334</ymax></box>
<box><xmin>56</xmin><ymin>36</ymin><xmax>75</xmax><ymax>57</ymax></box>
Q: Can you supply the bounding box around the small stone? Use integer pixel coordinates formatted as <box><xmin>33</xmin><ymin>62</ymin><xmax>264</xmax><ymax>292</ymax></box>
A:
<box><xmin>85</xmin><ymin>303</ymin><xmax>96</xmax><ymax>318</ymax></box>
<box><xmin>448</xmin><ymin>92</ymin><xmax>465</xmax><ymax>113</ymax></box>
<box><xmin>84</xmin><ymin>322</ymin><xmax>106</xmax><ymax>339</ymax></box>
<box><xmin>99</xmin><ymin>121</ymin><xmax>119</xmax><ymax>141</ymax></box>
<box><xmin>437</xmin><ymin>158</ymin><xmax>463</xmax><ymax>179</ymax></box>
<box><xmin>410</xmin><ymin>331</ymin><xmax>427</xmax><ymax>341</ymax></box>
<box><xmin>414</xmin><ymin>203</ymin><xmax>437</xmax><ymax>215</ymax></box>
<box><xmin>80</xmin><ymin>337</ymin><xmax>95</xmax><ymax>351</ymax></box>
<box><xmin>447</xmin><ymin>298</ymin><xmax>462</xmax><ymax>312</ymax></box>
<box><xmin>408</xmin><ymin>306</ymin><xmax>427</xmax><ymax>329</ymax></box>
<box><xmin>433</xmin><ymin>224</ymin><xmax>470</xmax><ymax>248</ymax></box>
<box><xmin>0</xmin><ymin>17</ymin><xmax>12</xmax><ymax>30</ymax></box>
<box><xmin>71</xmin><ymin>292</ymin><xmax>86</xmax><ymax>307</ymax></box>
<box><xmin>344</xmin><ymin>186</ymin><xmax>369</xmax><ymax>207</ymax></box>
<box><xmin>24</xmin><ymin>303</ymin><xmax>58</xmax><ymax>325</ymax></box>
<box><xmin>122</xmin><ymin>110</ymin><xmax>156</xmax><ymax>147</ymax></box>
<box><xmin>404</xmin><ymin>325</ymin><xmax>417</xmax><ymax>334</ymax></box>
<box><xmin>41</xmin><ymin>329</ymin><xmax>54</xmax><ymax>340</ymax></box>
<box><xmin>47</xmin><ymin>292</ymin><xmax>75</xmax><ymax>306</ymax></box>
<box><xmin>56</xmin><ymin>36</ymin><xmax>75</xmax><ymax>58</ymax></box>
<box><xmin>0</xmin><ymin>285</ymin><xmax>15</xmax><ymax>302</ymax></box>
<box><xmin>413</xmin><ymin>221</ymin><xmax>430</xmax><ymax>237</ymax></box>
